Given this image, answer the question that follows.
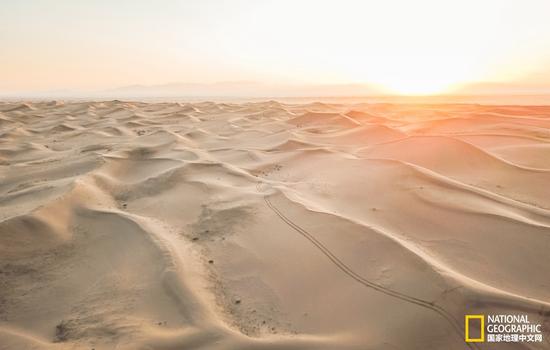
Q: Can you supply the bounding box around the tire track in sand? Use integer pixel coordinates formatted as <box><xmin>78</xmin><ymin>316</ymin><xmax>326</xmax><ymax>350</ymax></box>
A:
<box><xmin>256</xmin><ymin>182</ymin><xmax>480</xmax><ymax>350</ymax></box>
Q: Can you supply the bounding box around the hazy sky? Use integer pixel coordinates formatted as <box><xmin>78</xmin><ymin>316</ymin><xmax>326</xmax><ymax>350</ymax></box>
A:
<box><xmin>2</xmin><ymin>0</ymin><xmax>550</xmax><ymax>95</ymax></box>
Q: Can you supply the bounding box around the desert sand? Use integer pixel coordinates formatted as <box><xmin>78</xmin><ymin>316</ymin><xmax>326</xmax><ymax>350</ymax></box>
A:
<box><xmin>1</xmin><ymin>100</ymin><xmax>550</xmax><ymax>350</ymax></box>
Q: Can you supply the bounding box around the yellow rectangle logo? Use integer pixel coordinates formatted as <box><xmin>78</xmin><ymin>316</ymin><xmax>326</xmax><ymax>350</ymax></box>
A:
<box><xmin>465</xmin><ymin>315</ymin><xmax>485</xmax><ymax>342</ymax></box>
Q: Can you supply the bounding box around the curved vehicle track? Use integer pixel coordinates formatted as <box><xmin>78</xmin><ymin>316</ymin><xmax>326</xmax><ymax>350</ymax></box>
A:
<box><xmin>257</xmin><ymin>182</ymin><xmax>480</xmax><ymax>350</ymax></box>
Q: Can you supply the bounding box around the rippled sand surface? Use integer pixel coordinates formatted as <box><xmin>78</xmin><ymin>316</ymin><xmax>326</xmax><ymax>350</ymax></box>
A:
<box><xmin>1</xmin><ymin>100</ymin><xmax>550</xmax><ymax>349</ymax></box>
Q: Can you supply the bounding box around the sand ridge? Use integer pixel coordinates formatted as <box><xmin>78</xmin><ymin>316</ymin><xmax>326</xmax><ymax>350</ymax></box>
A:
<box><xmin>1</xmin><ymin>101</ymin><xmax>550</xmax><ymax>349</ymax></box>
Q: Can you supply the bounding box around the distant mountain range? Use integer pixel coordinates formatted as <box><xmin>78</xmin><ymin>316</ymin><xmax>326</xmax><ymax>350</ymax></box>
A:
<box><xmin>2</xmin><ymin>81</ymin><xmax>550</xmax><ymax>101</ymax></box>
<box><xmin>0</xmin><ymin>81</ymin><xmax>385</xmax><ymax>100</ymax></box>
<box><xmin>99</xmin><ymin>81</ymin><xmax>384</xmax><ymax>98</ymax></box>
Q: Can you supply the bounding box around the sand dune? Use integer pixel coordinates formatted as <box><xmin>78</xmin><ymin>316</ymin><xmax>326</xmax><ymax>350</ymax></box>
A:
<box><xmin>1</xmin><ymin>101</ymin><xmax>550</xmax><ymax>349</ymax></box>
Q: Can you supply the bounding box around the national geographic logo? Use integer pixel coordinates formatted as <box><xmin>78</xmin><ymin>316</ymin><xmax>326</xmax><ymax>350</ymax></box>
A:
<box><xmin>465</xmin><ymin>314</ymin><xmax>543</xmax><ymax>343</ymax></box>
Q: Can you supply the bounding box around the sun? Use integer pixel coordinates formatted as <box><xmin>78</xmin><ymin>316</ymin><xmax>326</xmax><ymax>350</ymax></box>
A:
<box><xmin>380</xmin><ymin>75</ymin><xmax>457</xmax><ymax>95</ymax></box>
<box><xmin>381</xmin><ymin>81</ymin><xmax>447</xmax><ymax>95</ymax></box>
<box><xmin>343</xmin><ymin>53</ymin><xmax>479</xmax><ymax>96</ymax></box>
<box><xmin>372</xmin><ymin>61</ymin><xmax>471</xmax><ymax>96</ymax></box>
